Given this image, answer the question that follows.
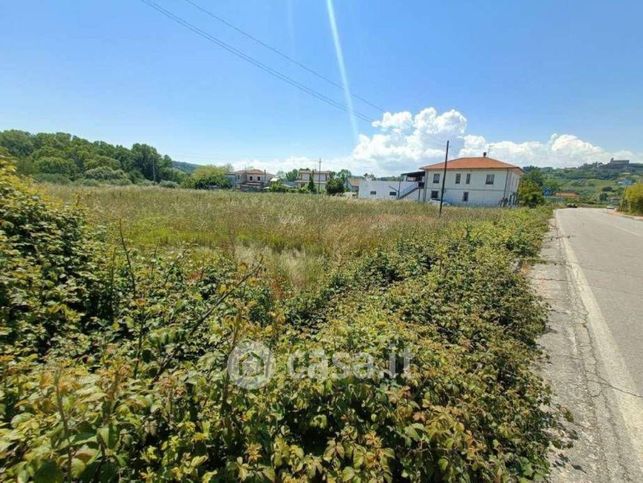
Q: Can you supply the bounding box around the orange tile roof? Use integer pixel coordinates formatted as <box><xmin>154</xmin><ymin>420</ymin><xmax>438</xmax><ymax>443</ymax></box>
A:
<box><xmin>421</xmin><ymin>157</ymin><xmax>523</xmax><ymax>171</ymax></box>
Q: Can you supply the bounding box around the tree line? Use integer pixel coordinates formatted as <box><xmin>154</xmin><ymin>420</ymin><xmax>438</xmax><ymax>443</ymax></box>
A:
<box><xmin>0</xmin><ymin>129</ymin><xmax>209</xmax><ymax>187</ymax></box>
<box><xmin>0</xmin><ymin>130</ymin><xmax>356</xmax><ymax>194</ymax></box>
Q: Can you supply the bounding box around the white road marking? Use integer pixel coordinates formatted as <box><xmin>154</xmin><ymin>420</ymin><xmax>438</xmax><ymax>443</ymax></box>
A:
<box><xmin>556</xmin><ymin>211</ymin><xmax>643</xmax><ymax>473</ymax></box>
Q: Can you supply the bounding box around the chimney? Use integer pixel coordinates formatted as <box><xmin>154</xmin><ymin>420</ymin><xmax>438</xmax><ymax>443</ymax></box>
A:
<box><xmin>483</xmin><ymin>152</ymin><xmax>487</xmax><ymax>157</ymax></box>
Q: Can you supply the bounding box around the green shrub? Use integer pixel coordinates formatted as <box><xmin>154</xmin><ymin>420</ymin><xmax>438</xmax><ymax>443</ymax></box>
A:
<box><xmin>32</xmin><ymin>172</ymin><xmax>72</xmax><ymax>184</ymax></box>
<box><xmin>326</xmin><ymin>177</ymin><xmax>345</xmax><ymax>195</ymax></box>
<box><xmin>620</xmin><ymin>182</ymin><xmax>643</xmax><ymax>215</ymax></box>
<box><xmin>159</xmin><ymin>180</ymin><xmax>179</xmax><ymax>189</ymax></box>
<box><xmin>183</xmin><ymin>165</ymin><xmax>231</xmax><ymax>190</ymax></box>
<box><xmin>268</xmin><ymin>180</ymin><xmax>289</xmax><ymax>192</ymax></box>
<box><xmin>83</xmin><ymin>166</ymin><xmax>131</xmax><ymax>185</ymax></box>
<box><xmin>518</xmin><ymin>178</ymin><xmax>545</xmax><ymax>207</ymax></box>
<box><xmin>34</xmin><ymin>156</ymin><xmax>79</xmax><ymax>178</ymax></box>
<box><xmin>84</xmin><ymin>155</ymin><xmax>122</xmax><ymax>171</ymax></box>
<box><xmin>0</xmin><ymin>158</ymin><xmax>109</xmax><ymax>357</ymax></box>
<box><xmin>0</xmin><ymin>165</ymin><xmax>559</xmax><ymax>481</ymax></box>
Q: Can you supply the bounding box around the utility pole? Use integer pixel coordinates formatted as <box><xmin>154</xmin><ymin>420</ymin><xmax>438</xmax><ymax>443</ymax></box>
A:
<box><xmin>318</xmin><ymin>158</ymin><xmax>322</xmax><ymax>194</ymax></box>
<box><xmin>439</xmin><ymin>140</ymin><xmax>450</xmax><ymax>217</ymax></box>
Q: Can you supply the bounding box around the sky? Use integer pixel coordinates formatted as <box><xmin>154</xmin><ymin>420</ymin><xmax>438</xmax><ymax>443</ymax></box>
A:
<box><xmin>1</xmin><ymin>0</ymin><xmax>642</xmax><ymax>175</ymax></box>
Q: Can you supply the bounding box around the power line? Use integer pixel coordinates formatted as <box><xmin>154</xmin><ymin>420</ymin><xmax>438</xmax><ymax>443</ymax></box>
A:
<box><xmin>139</xmin><ymin>0</ymin><xmax>374</xmax><ymax>123</ymax></box>
<box><xmin>181</xmin><ymin>0</ymin><xmax>385</xmax><ymax>113</ymax></box>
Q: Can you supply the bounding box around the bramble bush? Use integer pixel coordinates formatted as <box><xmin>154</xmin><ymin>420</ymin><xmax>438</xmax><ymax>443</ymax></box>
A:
<box><xmin>619</xmin><ymin>182</ymin><xmax>643</xmax><ymax>215</ymax></box>
<box><xmin>0</xmin><ymin>156</ymin><xmax>558</xmax><ymax>481</ymax></box>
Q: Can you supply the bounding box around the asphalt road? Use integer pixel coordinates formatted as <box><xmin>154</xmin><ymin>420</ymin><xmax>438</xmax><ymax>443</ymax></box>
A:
<box><xmin>535</xmin><ymin>208</ymin><xmax>643</xmax><ymax>481</ymax></box>
<box><xmin>556</xmin><ymin>208</ymin><xmax>643</xmax><ymax>394</ymax></box>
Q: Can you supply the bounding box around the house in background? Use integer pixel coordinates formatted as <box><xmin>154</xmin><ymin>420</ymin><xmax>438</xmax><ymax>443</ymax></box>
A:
<box><xmin>356</xmin><ymin>154</ymin><xmax>523</xmax><ymax>206</ymax></box>
<box><xmin>358</xmin><ymin>178</ymin><xmax>422</xmax><ymax>201</ymax></box>
<box><xmin>606</xmin><ymin>158</ymin><xmax>630</xmax><ymax>169</ymax></box>
<box><xmin>344</xmin><ymin>177</ymin><xmax>363</xmax><ymax>194</ymax></box>
<box><xmin>296</xmin><ymin>169</ymin><xmax>332</xmax><ymax>192</ymax></box>
<box><xmin>232</xmin><ymin>169</ymin><xmax>274</xmax><ymax>191</ymax></box>
<box><xmin>421</xmin><ymin>155</ymin><xmax>523</xmax><ymax>206</ymax></box>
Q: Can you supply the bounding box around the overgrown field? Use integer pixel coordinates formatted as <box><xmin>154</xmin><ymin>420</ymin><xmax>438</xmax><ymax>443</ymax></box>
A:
<box><xmin>40</xmin><ymin>184</ymin><xmax>525</xmax><ymax>293</ymax></box>
<box><xmin>1</xmin><ymin>160</ymin><xmax>558</xmax><ymax>481</ymax></box>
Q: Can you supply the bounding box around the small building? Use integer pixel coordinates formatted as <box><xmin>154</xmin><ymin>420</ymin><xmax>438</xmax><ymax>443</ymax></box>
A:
<box><xmin>232</xmin><ymin>169</ymin><xmax>274</xmax><ymax>191</ymax></box>
<box><xmin>358</xmin><ymin>179</ymin><xmax>423</xmax><ymax>201</ymax></box>
<box><xmin>420</xmin><ymin>155</ymin><xmax>523</xmax><ymax>206</ymax></box>
<box><xmin>344</xmin><ymin>177</ymin><xmax>363</xmax><ymax>193</ymax></box>
<box><xmin>296</xmin><ymin>169</ymin><xmax>332</xmax><ymax>192</ymax></box>
<box><xmin>606</xmin><ymin>158</ymin><xmax>630</xmax><ymax>169</ymax></box>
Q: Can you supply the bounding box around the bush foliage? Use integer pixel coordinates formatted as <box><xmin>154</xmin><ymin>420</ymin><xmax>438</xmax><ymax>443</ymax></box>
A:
<box><xmin>0</xmin><ymin>156</ymin><xmax>557</xmax><ymax>481</ymax></box>
<box><xmin>619</xmin><ymin>182</ymin><xmax>643</xmax><ymax>215</ymax></box>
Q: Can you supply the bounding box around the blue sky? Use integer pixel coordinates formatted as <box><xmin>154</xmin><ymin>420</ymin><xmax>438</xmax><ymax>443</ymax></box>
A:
<box><xmin>1</xmin><ymin>0</ymin><xmax>642</xmax><ymax>174</ymax></box>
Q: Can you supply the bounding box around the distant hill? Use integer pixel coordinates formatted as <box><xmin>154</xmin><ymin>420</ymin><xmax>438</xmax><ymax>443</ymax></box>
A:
<box><xmin>532</xmin><ymin>161</ymin><xmax>642</xmax><ymax>204</ymax></box>
<box><xmin>172</xmin><ymin>160</ymin><xmax>201</xmax><ymax>174</ymax></box>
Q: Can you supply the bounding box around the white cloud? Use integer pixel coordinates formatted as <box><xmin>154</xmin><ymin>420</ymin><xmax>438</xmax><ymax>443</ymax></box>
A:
<box><xmin>353</xmin><ymin>106</ymin><xmax>642</xmax><ymax>174</ymax></box>
<box><xmin>353</xmin><ymin>108</ymin><xmax>467</xmax><ymax>172</ymax></box>
<box><xmin>229</xmin><ymin>106</ymin><xmax>640</xmax><ymax>177</ymax></box>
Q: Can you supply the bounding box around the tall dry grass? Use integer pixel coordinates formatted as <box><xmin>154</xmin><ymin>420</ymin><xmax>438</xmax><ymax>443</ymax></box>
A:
<box><xmin>41</xmin><ymin>184</ymin><xmax>507</xmax><ymax>292</ymax></box>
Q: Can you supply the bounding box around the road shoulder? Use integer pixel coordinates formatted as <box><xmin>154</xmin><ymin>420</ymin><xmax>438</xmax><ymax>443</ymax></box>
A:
<box><xmin>531</xmin><ymin>214</ymin><xmax>642</xmax><ymax>482</ymax></box>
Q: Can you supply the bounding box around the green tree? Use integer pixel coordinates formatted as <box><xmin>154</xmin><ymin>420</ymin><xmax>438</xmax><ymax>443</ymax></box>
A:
<box><xmin>336</xmin><ymin>169</ymin><xmax>352</xmax><ymax>181</ymax></box>
<box><xmin>542</xmin><ymin>176</ymin><xmax>562</xmax><ymax>194</ymax></box>
<box><xmin>285</xmin><ymin>169</ymin><xmax>299</xmax><ymax>182</ymax></box>
<box><xmin>522</xmin><ymin>167</ymin><xmax>545</xmax><ymax>189</ymax></box>
<box><xmin>131</xmin><ymin>143</ymin><xmax>168</xmax><ymax>182</ymax></box>
<box><xmin>326</xmin><ymin>177</ymin><xmax>345</xmax><ymax>195</ymax></box>
<box><xmin>0</xmin><ymin>130</ymin><xmax>34</xmax><ymax>157</ymax></box>
<box><xmin>160</xmin><ymin>167</ymin><xmax>188</xmax><ymax>184</ymax></box>
<box><xmin>34</xmin><ymin>157</ymin><xmax>78</xmax><ymax>178</ymax></box>
<box><xmin>307</xmin><ymin>174</ymin><xmax>316</xmax><ymax>193</ymax></box>
<box><xmin>269</xmin><ymin>180</ymin><xmax>289</xmax><ymax>192</ymax></box>
<box><xmin>518</xmin><ymin>178</ymin><xmax>545</xmax><ymax>207</ymax></box>
<box><xmin>84</xmin><ymin>155</ymin><xmax>121</xmax><ymax>171</ymax></box>
<box><xmin>183</xmin><ymin>165</ymin><xmax>231</xmax><ymax>190</ymax></box>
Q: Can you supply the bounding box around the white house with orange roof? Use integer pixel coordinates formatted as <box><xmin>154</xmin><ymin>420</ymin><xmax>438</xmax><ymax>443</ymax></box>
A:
<box><xmin>420</xmin><ymin>154</ymin><xmax>523</xmax><ymax>206</ymax></box>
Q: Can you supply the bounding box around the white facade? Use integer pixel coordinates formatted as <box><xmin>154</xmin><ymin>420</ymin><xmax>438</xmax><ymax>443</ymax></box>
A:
<box><xmin>358</xmin><ymin>180</ymin><xmax>422</xmax><ymax>201</ymax></box>
<box><xmin>423</xmin><ymin>168</ymin><xmax>521</xmax><ymax>206</ymax></box>
<box><xmin>296</xmin><ymin>169</ymin><xmax>331</xmax><ymax>191</ymax></box>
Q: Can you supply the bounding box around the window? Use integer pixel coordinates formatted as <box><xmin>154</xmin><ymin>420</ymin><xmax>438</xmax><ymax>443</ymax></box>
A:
<box><xmin>433</xmin><ymin>173</ymin><xmax>440</xmax><ymax>183</ymax></box>
<box><xmin>455</xmin><ymin>173</ymin><xmax>461</xmax><ymax>184</ymax></box>
<box><xmin>462</xmin><ymin>192</ymin><xmax>469</xmax><ymax>202</ymax></box>
<box><xmin>430</xmin><ymin>190</ymin><xmax>439</xmax><ymax>200</ymax></box>
<box><xmin>389</xmin><ymin>191</ymin><xmax>397</xmax><ymax>196</ymax></box>
<box><xmin>249</xmin><ymin>176</ymin><xmax>253</xmax><ymax>181</ymax></box>
<box><xmin>485</xmin><ymin>174</ymin><xmax>495</xmax><ymax>185</ymax></box>
<box><xmin>370</xmin><ymin>191</ymin><xmax>377</xmax><ymax>195</ymax></box>
<box><xmin>465</xmin><ymin>173</ymin><xmax>471</xmax><ymax>184</ymax></box>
